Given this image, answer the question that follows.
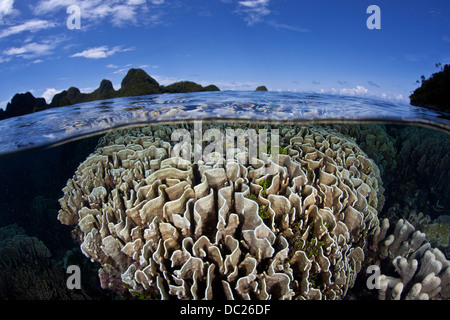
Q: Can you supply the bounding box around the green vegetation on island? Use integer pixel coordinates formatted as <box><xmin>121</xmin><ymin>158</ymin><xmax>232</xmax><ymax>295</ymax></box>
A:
<box><xmin>410</xmin><ymin>63</ymin><xmax>450</xmax><ymax>113</ymax></box>
<box><xmin>256</xmin><ymin>85</ymin><xmax>268</xmax><ymax>91</ymax></box>
<box><xmin>162</xmin><ymin>81</ymin><xmax>220</xmax><ymax>93</ymax></box>
<box><xmin>117</xmin><ymin>68</ymin><xmax>162</xmax><ymax>97</ymax></box>
<box><xmin>0</xmin><ymin>68</ymin><xmax>221</xmax><ymax>120</ymax></box>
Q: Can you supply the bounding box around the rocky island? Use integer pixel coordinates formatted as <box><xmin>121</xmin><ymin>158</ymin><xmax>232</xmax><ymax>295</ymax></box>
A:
<box><xmin>0</xmin><ymin>68</ymin><xmax>220</xmax><ymax>120</ymax></box>
<box><xmin>256</xmin><ymin>85</ymin><xmax>268</xmax><ymax>91</ymax></box>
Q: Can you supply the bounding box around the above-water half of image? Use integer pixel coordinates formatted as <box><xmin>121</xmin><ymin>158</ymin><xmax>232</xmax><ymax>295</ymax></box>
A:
<box><xmin>0</xmin><ymin>91</ymin><xmax>449</xmax><ymax>301</ymax></box>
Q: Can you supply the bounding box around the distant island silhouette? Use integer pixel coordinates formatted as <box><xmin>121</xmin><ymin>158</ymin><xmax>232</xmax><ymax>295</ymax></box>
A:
<box><xmin>256</xmin><ymin>85</ymin><xmax>268</xmax><ymax>91</ymax></box>
<box><xmin>0</xmin><ymin>68</ymin><xmax>220</xmax><ymax>121</ymax></box>
<box><xmin>5</xmin><ymin>64</ymin><xmax>449</xmax><ymax>121</ymax></box>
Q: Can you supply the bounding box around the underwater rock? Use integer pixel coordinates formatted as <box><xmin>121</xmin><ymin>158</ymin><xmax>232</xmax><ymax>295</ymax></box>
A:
<box><xmin>58</xmin><ymin>123</ymin><xmax>384</xmax><ymax>300</ymax></box>
<box><xmin>369</xmin><ymin>218</ymin><xmax>450</xmax><ymax>299</ymax></box>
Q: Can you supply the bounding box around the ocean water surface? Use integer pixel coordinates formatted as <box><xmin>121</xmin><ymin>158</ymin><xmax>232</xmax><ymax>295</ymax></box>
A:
<box><xmin>0</xmin><ymin>91</ymin><xmax>449</xmax><ymax>300</ymax></box>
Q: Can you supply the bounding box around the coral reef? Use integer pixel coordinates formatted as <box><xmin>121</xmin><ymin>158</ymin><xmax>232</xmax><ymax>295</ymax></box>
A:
<box><xmin>329</xmin><ymin>124</ymin><xmax>397</xmax><ymax>178</ymax></box>
<box><xmin>369</xmin><ymin>218</ymin><xmax>450</xmax><ymax>299</ymax></box>
<box><xmin>0</xmin><ymin>224</ymin><xmax>51</xmax><ymax>268</ymax></box>
<box><xmin>0</xmin><ymin>224</ymin><xmax>92</xmax><ymax>299</ymax></box>
<box><xmin>58</xmin><ymin>123</ymin><xmax>385</xmax><ymax>300</ymax></box>
<box><xmin>395</xmin><ymin>127</ymin><xmax>450</xmax><ymax>209</ymax></box>
<box><xmin>0</xmin><ymin>262</ymin><xmax>90</xmax><ymax>299</ymax></box>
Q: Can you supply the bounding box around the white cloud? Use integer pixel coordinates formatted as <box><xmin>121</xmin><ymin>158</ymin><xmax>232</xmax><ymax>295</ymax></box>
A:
<box><xmin>237</xmin><ymin>0</ymin><xmax>270</xmax><ymax>25</ymax></box>
<box><xmin>0</xmin><ymin>0</ymin><xmax>15</xmax><ymax>22</ymax></box>
<box><xmin>113</xmin><ymin>68</ymin><xmax>129</xmax><ymax>74</ymax></box>
<box><xmin>111</xmin><ymin>5</ymin><xmax>137</xmax><ymax>24</ymax></box>
<box><xmin>153</xmin><ymin>74</ymin><xmax>183</xmax><ymax>86</ymax></box>
<box><xmin>128</xmin><ymin>0</ymin><xmax>146</xmax><ymax>4</ymax></box>
<box><xmin>200</xmin><ymin>79</ymin><xmax>258</xmax><ymax>91</ymax></box>
<box><xmin>128</xmin><ymin>0</ymin><xmax>164</xmax><ymax>4</ymax></box>
<box><xmin>33</xmin><ymin>0</ymin><xmax>73</xmax><ymax>14</ymax></box>
<box><xmin>0</xmin><ymin>19</ymin><xmax>55</xmax><ymax>38</ymax></box>
<box><xmin>0</xmin><ymin>55</ymin><xmax>11</xmax><ymax>63</ymax></box>
<box><xmin>267</xmin><ymin>21</ymin><xmax>309</xmax><ymax>33</ymax></box>
<box><xmin>70</xmin><ymin>45</ymin><xmax>133</xmax><ymax>59</ymax></box>
<box><xmin>3</xmin><ymin>42</ymin><xmax>56</xmax><ymax>59</ymax></box>
<box><xmin>107</xmin><ymin>63</ymin><xmax>158</xmax><ymax>74</ymax></box>
<box><xmin>234</xmin><ymin>0</ymin><xmax>305</xmax><ymax>32</ymax></box>
<box><xmin>80</xmin><ymin>87</ymin><xmax>97</xmax><ymax>93</ymax></box>
<box><xmin>339</xmin><ymin>85</ymin><xmax>368</xmax><ymax>95</ymax></box>
<box><xmin>239</xmin><ymin>0</ymin><xmax>269</xmax><ymax>9</ymax></box>
<box><xmin>320</xmin><ymin>85</ymin><xmax>406</xmax><ymax>102</ymax></box>
<box><xmin>380</xmin><ymin>92</ymin><xmax>406</xmax><ymax>102</ymax></box>
<box><xmin>33</xmin><ymin>0</ymin><xmax>164</xmax><ymax>26</ymax></box>
<box><xmin>42</xmin><ymin>88</ymin><xmax>63</xmax><ymax>103</ymax></box>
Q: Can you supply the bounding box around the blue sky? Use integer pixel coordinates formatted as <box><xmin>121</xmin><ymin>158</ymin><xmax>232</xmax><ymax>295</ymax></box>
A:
<box><xmin>0</xmin><ymin>0</ymin><xmax>449</xmax><ymax>109</ymax></box>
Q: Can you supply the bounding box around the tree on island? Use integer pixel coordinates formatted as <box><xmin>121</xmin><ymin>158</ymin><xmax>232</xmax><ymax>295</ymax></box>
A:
<box><xmin>410</xmin><ymin>63</ymin><xmax>450</xmax><ymax>113</ymax></box>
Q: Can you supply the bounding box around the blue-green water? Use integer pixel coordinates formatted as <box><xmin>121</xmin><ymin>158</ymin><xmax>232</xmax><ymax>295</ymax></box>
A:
<box><xmin>0</xmin><ymin>91</ymin><xmax>449</xmax><ymax>301</ymax></box>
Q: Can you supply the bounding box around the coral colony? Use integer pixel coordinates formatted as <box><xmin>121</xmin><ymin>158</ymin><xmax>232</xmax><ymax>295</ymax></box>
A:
<box><xmin>57</xmin><ymin>122</ymin><xmax>450</xmax><ymax>300</ymax></box>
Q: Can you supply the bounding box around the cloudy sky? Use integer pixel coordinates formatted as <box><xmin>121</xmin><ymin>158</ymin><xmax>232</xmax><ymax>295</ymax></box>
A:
<box><xmin>0</xmin><ymin>0</ymin><xmax>449</xmax><ymax>109</ymax></box>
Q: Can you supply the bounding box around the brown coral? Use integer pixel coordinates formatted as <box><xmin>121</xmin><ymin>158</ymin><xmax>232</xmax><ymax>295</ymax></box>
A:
<box><xmin>58</xmin><ymin>124</ymin><xmax>384</xmax><ymax>300</ymax></box>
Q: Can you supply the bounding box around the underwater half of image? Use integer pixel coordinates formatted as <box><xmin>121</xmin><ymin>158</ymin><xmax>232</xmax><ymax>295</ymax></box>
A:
<box><xmin>0</xmin><ymin>121</ymin><xmax>449</xmax><ymax>300</ymax></box>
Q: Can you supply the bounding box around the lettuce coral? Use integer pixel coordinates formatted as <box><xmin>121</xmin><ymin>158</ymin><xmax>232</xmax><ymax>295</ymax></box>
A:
<box><xmin>58</xmin><ymin>123</ymin><xmax>385</xmax><ymax>300</ymax></box>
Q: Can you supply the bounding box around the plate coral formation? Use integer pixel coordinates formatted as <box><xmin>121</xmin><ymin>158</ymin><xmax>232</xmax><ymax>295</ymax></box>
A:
<box><xmin>57</xmin><ymin>123</ymin><xmax>448</xmax><ymax>300</ymax></box>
